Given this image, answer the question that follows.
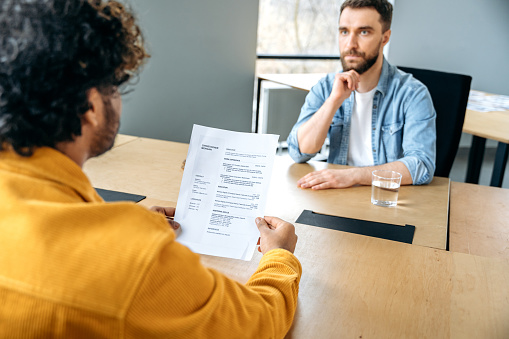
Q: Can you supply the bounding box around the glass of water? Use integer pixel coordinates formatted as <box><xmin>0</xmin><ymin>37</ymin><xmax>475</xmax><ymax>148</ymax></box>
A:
<box><xmin>371</xmin><ymin>170</ymin><xmax>402</xmax><ymax>207</ymax></box>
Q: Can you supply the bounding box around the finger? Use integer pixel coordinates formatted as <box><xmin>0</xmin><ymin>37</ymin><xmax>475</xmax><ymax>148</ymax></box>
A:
<box><xmin>255</xmin><ymin>217</ymin><xmax>271</xmax><ymax>234</ymax></box>
<box><xmin>348</xmin><ymin>73</ymin><xmax>361</xmax><ymax>90</ymax></box>
<box><xmin>297</xmin><ymin>171</ymin><xmax>322</xmax><ymax>186</ymax></box>
<box><xmin>345</xmin><ymin>70</ymin><xmax>360</xmax><ymax>84</ymax></box>
<box><xmin>342</xmin><ymin>74</ymin><xmax>353</xmax><ymax>90</ymax></box>
<box><xmin>311</xmin><ymin>181</ymin><xmax>332</xmax><ymax>190</ymax></box>
<box><xmin>150</xmin><ymin>206</ymin><xmax>176</xmax><ymax>218</ymax></box>
<box><xmin>299</xmin><ymin>179</ymin><xmax>316</xmax><ymax>188</ymax></box>
<box><xmin>162</xmin><ymin>207</ymin><xmax>176</xmax><ymax>217</ymax></box>
<box><xmin>348</xmin><ymin>76</ymin><xmax>357</xmax><ymax>91</ymax></box>
<box><xmin>167</xmin><ymin>219</ymin><xmax>180</xmax><ymax>230</ymax></box>
<box><xmin>262</xmin><ymin>216</ymin><xmax>283</xmax><ymax>229</ymax></box>
<box><xmin>349</xmin><ymin>70</ymin><xmax>360</xmax><ymax>83</ymax></box>
<box><xmin>149</xmin><ymin>206</ymin><xmax>164</xmax><ymax>213</ymax></box>
<box><xmin>301</xmin><ymin>176</ymin><xmax>328</xmax><ymax>188</ymax></box>
<box><xmin>352</xmin><ymin>70</ymin><xmax>361</xmax><ymax>82</ymax></box>
<box><xmin>297</xmin><ymin>172</ymin><xmax>314</xmax><ymax>184</ymax></box>
<box><xmin>346</xmin><ymin>74</ymin><xmax>358</xmax><ymax>91</ymax></box>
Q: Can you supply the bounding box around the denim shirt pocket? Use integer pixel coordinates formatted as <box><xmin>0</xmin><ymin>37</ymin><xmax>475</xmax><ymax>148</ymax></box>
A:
<box><xmin>381</xmin><ymin>121</ymin><xmax>404</xmax><ymax>162</ymax></box>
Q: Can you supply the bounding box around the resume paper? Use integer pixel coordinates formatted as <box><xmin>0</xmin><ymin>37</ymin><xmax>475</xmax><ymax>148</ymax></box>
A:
<box><xmin>175</xmin><ymin>125</ymin><xmax>279</xmax><ymax>260</ymax></box>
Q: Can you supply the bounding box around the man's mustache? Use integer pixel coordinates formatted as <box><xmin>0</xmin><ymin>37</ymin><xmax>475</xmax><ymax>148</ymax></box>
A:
<box><xmin>342</xmin><ymin>50</ymin><xmax>365</xmax><ymax>58</ymax></box>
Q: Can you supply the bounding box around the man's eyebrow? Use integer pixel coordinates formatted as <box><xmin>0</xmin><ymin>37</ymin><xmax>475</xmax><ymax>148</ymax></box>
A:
<box><xmin>338</xmin><ymin>25</ymin><xmax>375</xmax><ymax>30</ymax></box>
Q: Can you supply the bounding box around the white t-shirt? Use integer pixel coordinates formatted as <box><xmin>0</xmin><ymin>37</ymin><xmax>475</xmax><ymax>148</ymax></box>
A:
<box><xmin>347</xmin><ymin>88</ymin><xmax>376</xmax><ymax>167</ymax></box>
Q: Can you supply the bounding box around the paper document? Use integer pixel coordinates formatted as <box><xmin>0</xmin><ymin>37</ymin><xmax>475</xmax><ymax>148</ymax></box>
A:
<box><xmin>175</xmin><ymin>125</ymin><xmax>279</xmax><ymax>260</ymax></box>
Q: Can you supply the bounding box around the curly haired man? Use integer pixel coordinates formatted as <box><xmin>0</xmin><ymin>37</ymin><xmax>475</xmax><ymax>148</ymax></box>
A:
<box><xmin>0</xmin><ymin>1</ymin><xmax>301</xmax><ymax>337</ymax></box>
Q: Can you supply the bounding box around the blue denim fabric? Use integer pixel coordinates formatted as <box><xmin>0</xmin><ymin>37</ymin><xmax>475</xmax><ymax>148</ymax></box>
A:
<box><xmin>287</xmin><ymin>58</ymin><xmax>436</xmax><ymax>185</ymax></box>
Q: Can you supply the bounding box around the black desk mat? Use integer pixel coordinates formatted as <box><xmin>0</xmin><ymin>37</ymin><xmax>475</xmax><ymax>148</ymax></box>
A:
<box><xmin>95</xmin><ymin>188</ymin><xmax>146</xmax><ymax>203</ymax></box>
<box><xmin>296</xmin><ymin>210</ymin><xmax>415</xmax><ymax>244</ymax></box>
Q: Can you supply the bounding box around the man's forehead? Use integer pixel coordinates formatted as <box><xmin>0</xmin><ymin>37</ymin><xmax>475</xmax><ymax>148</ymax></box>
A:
<box><xmin>339</xmin><ymin>7</ymin><xmax>383</xmax><ymax>30</ymax></box>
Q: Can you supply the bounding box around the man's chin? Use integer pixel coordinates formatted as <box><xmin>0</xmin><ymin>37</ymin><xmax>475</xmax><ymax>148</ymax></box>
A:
<box><xmin>343</xmin><ymin>60</ymin><xmax>377</xmax><ymax>75</ymax></box>
<box><xmin>343</xmin><ymin>64</ymin><xmax>362</xmax><ymax>73</ymax></box>
<box><xmin>342</xmin><ymin>59</ymin><xmax>361</xmax><ymax>70</ymax></box>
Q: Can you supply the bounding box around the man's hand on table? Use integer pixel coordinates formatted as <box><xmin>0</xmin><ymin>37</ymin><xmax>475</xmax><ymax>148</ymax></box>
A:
<box><xmin>297</xmin><ymin>168</ymin><xmax>359</xmax><ymax>190</ymax></box>
<box><xmin>256</xmin><ymin>217</ymin><xmax>298</xmax><ymax>254</ymax></box>
<box><xmin>150</xmin><ymin>206</ymin><xmax>180</xmax><ymax>230</ymax></box>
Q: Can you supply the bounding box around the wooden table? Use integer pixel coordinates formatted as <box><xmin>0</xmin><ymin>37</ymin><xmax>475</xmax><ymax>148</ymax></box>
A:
<box><xmin>84</xmin><ymin>136</ymin><xmax>189</xmax><ymax>202</ymax></box>
<box><xmin>256</xmin><ymin>73</ymin><xmax>509</xmax><ymax>187</ymax></box>
<box><xmin>266</xmin><ymin>156</ymin><xmax>450</xmax><ymax>250</ymax></box>
<box><xmin>202</xmin><ymin>228</ymin><xmax>509</xmax><ymax>339</ymax></box>
<box><xmin>84</xmin><ymin>135</ymin><xmax>509</xmax><ymax>338</ymax></box>
<box><xmin>85</xmin><ymin>136</ymin><xmax>451</xmax><ymax>250</ymax></box>
<box><xmin>450</xmin><ymin>182</ymin><xmax>509</xmax><ymax>259</ymax></box>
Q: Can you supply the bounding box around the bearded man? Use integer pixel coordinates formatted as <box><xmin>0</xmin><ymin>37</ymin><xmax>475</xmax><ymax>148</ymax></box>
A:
<box><xmin>287</xmin><ymin>0</ymin><xmax>436</xmax><ymax>189</ymax></box>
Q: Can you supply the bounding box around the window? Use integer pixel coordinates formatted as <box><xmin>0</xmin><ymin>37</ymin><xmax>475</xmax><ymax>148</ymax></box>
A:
<box><xmin>256</xmin><ymin>0</ymin><xmax>341</xmax><ymax>74</ymax></box>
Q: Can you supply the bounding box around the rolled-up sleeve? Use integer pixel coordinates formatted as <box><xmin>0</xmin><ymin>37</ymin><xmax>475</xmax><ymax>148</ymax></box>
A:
<box><xmin>287</xmin><ymin>77</ymin><xmax>331</xmax><ymax>163</ymax></box>
<box><xmin>398</xmin><ymin>85</ymin><xmax>436</xmax><ymax>185</ymax></box>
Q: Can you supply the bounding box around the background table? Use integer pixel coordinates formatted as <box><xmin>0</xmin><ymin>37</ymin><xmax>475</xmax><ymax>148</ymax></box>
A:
<box><xmin>83</xmin><ymin>135</ymin><xmax>509</xmax><ymax>338</ymax></box>
<box><xmin>463</xmin><ymin>107</ymin><xmax>509</xmax><ymax>187</ymax></box>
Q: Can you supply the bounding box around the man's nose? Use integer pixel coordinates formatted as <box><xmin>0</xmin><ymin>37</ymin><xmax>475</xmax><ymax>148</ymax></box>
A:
<box><xmin>346</xmin><ymin>34</ymin><xmax>358</xmax><ymax>49</ymax></box>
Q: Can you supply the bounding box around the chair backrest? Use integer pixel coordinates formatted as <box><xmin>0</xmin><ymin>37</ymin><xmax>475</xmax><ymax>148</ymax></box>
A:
<box><xmin>397</xmin><ymin>66</ymin><xmax>472</xmax><ymax>178</ymax></box>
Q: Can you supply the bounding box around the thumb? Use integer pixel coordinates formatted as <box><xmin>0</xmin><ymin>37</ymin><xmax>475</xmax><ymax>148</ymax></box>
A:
<box><xmin>255</xmin><ymin>217</ymin><xmax>270</xmax><ymax>234</ymax></box>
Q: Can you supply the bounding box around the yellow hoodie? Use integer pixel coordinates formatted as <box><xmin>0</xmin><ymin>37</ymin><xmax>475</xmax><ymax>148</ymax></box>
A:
<box><xmin>0</xmin><ymin>147</ymin><xmax>302</xmax><ymax>338</ymax></box>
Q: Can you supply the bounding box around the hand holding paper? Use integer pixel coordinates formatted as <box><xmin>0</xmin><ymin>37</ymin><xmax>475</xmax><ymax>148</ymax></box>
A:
<box><xmin>255</xmin><ymin>217</ymin><xmax>298</xmax><ymax>254</ymax></box>
<box><xmin>175</xmin><ymin>125</ymin><xmax>280</xmax><ymax>260</ymax></box>
<box><xmin>149</xmin><ymin>206</ymin><xmax>180</xmax><ymax>230</ymax></box>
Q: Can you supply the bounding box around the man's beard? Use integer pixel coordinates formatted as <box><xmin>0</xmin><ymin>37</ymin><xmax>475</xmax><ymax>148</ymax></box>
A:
<box><xmin>340</xmin><ymin>41</ymin><xmax>381</xmax><ymax>74</ymax></box>
<box><xmin>89</xmin><ymin>97</ymin><xmax>120</xmax><ymax>158</ymax></box>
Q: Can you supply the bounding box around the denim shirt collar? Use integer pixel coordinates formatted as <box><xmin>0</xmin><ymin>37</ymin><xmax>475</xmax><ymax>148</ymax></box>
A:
<box><xmin>375</xmin><ymin>57</ymin><xmax>391</xmax><ymax>98</ymax></box>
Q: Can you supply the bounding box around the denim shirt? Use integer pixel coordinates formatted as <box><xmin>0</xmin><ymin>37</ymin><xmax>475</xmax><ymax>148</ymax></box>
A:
<box><xmin>287</xmin><ymin>58</ymin><xmax>436</xmax><ymax>185</ymax></box>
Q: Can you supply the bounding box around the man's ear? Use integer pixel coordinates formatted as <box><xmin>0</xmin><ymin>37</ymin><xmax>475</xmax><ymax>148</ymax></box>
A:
<box><xmin>82</xmin><ymin>88</ymin><xmax>103</xmax><ymax>128</ymax></box>
<box><xmin>382</xmin><ymin>29</ymin><xmax>391</xmax><ymax>46</ymax></box>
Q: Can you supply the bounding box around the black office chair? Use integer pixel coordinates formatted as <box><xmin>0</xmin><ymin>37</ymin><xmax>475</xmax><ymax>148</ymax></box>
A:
<box><xmin>397</xmin><ymin>66</ymin><xmax>472</xmax><ymax>178</ymax></box>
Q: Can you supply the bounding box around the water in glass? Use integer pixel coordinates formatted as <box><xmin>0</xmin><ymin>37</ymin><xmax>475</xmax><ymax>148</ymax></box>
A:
<box><xmin>371</xmin><ymin>180</ymin><xmax>400</xmax><ymax>207</ymax></box>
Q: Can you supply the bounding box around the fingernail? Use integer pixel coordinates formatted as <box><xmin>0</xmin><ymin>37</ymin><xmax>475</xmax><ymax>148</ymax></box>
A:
<box><xmin>255</xmin><ymin>217</ymin><xmax>262</xmax><ymax>224</ymax></box>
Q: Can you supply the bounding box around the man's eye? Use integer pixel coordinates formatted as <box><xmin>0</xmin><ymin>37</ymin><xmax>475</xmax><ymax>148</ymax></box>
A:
<box><xmin>339</xmin><ymin>30</ymin><xmax>348</xmax><ymax>35</ymax></box>
<box><xmin>360</xmin><ymin>30</ymin><xmax>368</xmax><ymax>35</ymax></box>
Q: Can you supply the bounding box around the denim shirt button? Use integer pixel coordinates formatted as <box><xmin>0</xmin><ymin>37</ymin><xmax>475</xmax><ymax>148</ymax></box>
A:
<box><xmin>373</xmin><ymin>105</ymin><xmax>377</xmax><ymax>109</ymax></box>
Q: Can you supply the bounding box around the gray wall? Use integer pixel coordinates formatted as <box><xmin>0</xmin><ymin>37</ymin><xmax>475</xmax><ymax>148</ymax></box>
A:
<box><xmin>120</xmin><ymin>0</ymin><xmax>259</xmax><ymax>143</ymax></box>
<box><xmin>388</xmin><ymin>0</ymin><xmax>509</xmax><ymax>96</ymax></box>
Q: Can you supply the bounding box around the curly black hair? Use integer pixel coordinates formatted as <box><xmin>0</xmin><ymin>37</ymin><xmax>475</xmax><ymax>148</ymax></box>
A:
<box><xmin>0</xmin><ymin>0</ymin><xmax>149</xmax><ymax>156</ymax></box>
